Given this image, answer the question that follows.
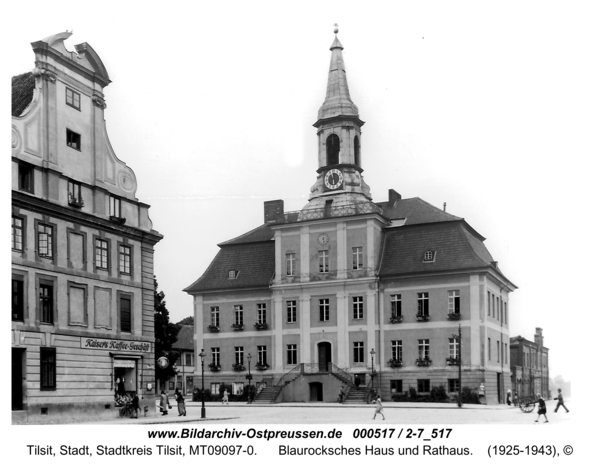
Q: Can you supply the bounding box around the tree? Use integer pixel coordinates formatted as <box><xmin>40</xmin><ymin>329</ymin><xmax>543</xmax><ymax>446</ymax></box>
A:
<box><xmin>176</xmin><ymin>316</ymin><xmax>194</xmax><ymax>326</ymax></box>
<box><xmin>154</xmin><ymin>277</ymin><xmax>180</xmax><ymax>383</ymax></box>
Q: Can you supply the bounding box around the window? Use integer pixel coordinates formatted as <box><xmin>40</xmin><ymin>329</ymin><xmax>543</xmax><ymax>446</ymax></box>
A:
<box><xmin>95</xmin><ymin>239</ymin><xmax>109</xmax><ymax>270</ymax></box>
<box><xmin>39</xmin><ymin>281</ymin><xmax>54</xmax><ymax>324</ymax></box>
<box><xmin>66</xmin><ymin>129</ymin><xmax>81</xmax><ymax>150</ymax></box>
<box><xmin>492</xmin><ymin>293</ymin><xmax>495</xmax><ymax>318</ymax></box>
<box><xmin>68</xmin><ymin>180</ymin><xmax>83</xmax><ymax>207</ymax></box>
<box><xmin>352</xmin><ymin>247</ymin><xmax>363</xmax><ymax>270</ymax></box>
<box><xmin>65</xmin><ymin>87</ymin><xmax>81</xmax><ymax>110</ymax></box>
<box><xmin>120</xmin><ymin>295</ymin><xmax>132</xmax><ymax>333</ymax></box>
<box><xmin>505</xmin><ymin>343</ymin><xmax>508</xmax><ymax>364</ymax></box>
<box><xmin>488</xmin><ymin>337</ymin><xmax>491</xmax><ymax>360</ymax></box>
<box><xmin>417</xmin><ymin>379</ymin><xmax>430</xmax><ymax>393</ymax></box>
<box><xmin>37</xmin><ymin>224</ymin><xmax>54</xmax><ymax>258</ymax></box>
<box><xmin>391</xmin><ymin>340</ymin><xmax>402</xmax><ymax>361</ymax></box>
<box><xmin>18</xmin><ymin>163</ymin><xmax>34</xmax><ymax>193</ymax></box>
<box><xmin>418</xmin><ymin>339</ymin><xmax>430</xmax><ymax>359</ymax></box>
<box><xmin>12</xmin><ymin>277</ymin><xmax>24</xmax><ymax>321</ymax></box>
<box><xmin>448</xmin><ymin>290</ymin><xmax>460</xmax><ymax>314</ymax></box>
<box><xmin>417</xmin><ymin>292</ymin><xmax>429</xmax><ymax>317</ymax></box>
<box><xmin>287</xmin><ymin>344</ymin><xmax>297</xmax><ymax>365</ymax></box>
<box><xmin>210</xmin><ymin>383</ymin><xmax>220</xmax><ymax>395</ymax></box>
<box><xmin>234</xmin><ymin>305</ymin><xmax>243</xmax><ymax>326</ymax></box>
<box><xmin>326</xmin><ymin>133</ymin><xmax>340</xmax><ymax>166</ymax></box>
<box><xmin>257</xmin><ymin>345</ymin><xmax>267</xmax><ymax>365</ymax></box>
<box><xmin>286</xmin><ymin>300</ymin><xmax>297</xmax><ymax>323</ymax></box>
<box><xmin>210</xmin><ymin>306</ymin><xmax>220</xmax><ymax>327</ymax></box>
<box><xmin>12</xmin><ymin>216</ymin><xmax>23</xmax><ymax>251</ymax></box>
<box><xmin>257</xmin><ymin>303</ymin><xmax>266</xmax><ymax>324</ymax></box>
<box><xmin>390</xmin><ymin>380</ymin><xmax>402</xmax><ymax>394</ymax></box>
<box><xmin>318</xmin><ymin>250</ymin><xmax>329</xmax><ymax>273</ymax></box>
<box><xmin>40</xmin><ymin>348</ymin><xmax>56</xmax><ymax>391</ymax></box>
<box><xmin>353</xmin><ymin>342</ymin><xmax>364</xmax><ymax>363</ymax></box>
<box><xmin>211</xmin><ymin>348</ymin><xmax>220</xmax><ymax>366</ymax></box>
<box><xmin>448</xmin><ymin>379</ymin><xmax>460</xmax><ymax>392</ymax></box>
<box><xmin>497</xmin><ymin>341</ymin><xmax>500</xmax><ymax>362</ymax></box>
<box><xmin>352</xmin><ymin>296</ymin><xmax>364</xmax><ymax>320</ymax></box>
<box><xmin>449</xmin><ymin>337</ymin><xmax>459</xmax><ymax>359</ymax></box>
<box><xmin>234</xmin><ymin>346</ymin><xmax>244</xmax><ymax>365</ymax></box>
<box><xmin>232</xmin><ymin>382</ymin><xmax>244</xmax><ymax>395</ymax></box>
<box><xmin>354</xmin><ymin>135</ymin><xmax>361</xmax><ymax>166</ymax></box>
<box><xmin>119</xmin><ymin>245</ymin><xmax>131</xmax><ymax>275</ymax></box>
<box><xmin>169</xmin><ymin>380</ymin><xmax>175</xmax><ymax>390</ymax></box>
<box><xmin>391</xmin><ymin>294</ymin><xmax>401</xmax><ymax>318</ymax></box>
<box><xmin>319</xmin><ymin>298</ymin><xmax>330</xmax><ymax>321</ymax></box>
<box><xmin>185</xmin><ymin>353</ymin><xmax>193</xmax><ymax>366</ymax></box>
<box><xmin>109</xmin><ymin>195</ymin><xmax>121</xmax><ymax>218</ymax></box>
<box><xmin>487</xmin><ymin>291</ymin><xmax>491</xmax><ymax>316</ymax></box>
<box><xmin>286</xmin><ymin>253</ymin><xmax>296</xmax><ymax>276</ymax></box>
<box><xmin>423</xmin><ymin>250</ymin><xmax>435</xmax><ymax>262</ymax></box>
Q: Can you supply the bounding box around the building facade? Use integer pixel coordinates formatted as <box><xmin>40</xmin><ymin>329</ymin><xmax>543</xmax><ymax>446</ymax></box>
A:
<box><xmin>185</xmin><ymin>30</ymin><xmax>516</xmax><ymax>404</ymax></box>
<box><xmin>11</xmin><ymin>32</ymin><xmax>162</xmax><ymax>423</ymax></box>
<box><xmin>510</xmin><ymin>328</ymin><xmax>549</xmax><ymax>399</ymax></box>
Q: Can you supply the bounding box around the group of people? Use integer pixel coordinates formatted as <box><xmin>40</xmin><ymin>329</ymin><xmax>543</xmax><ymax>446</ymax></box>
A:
<box><xmin>507</xmin><ymin>387</ymin><xmax>569</xmax><ymax>423</ymax></box>
<box><xmin>159</xmin><ymin>389</ymin><xmax>187</xmax><ymax>416</ymax></box>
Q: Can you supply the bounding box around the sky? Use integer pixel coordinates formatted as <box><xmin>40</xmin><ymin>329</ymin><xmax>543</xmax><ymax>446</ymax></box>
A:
<box><xmin>4</xmin><ymin>0</ymin><xmax>600</xmax><ymax>387</ymax></box>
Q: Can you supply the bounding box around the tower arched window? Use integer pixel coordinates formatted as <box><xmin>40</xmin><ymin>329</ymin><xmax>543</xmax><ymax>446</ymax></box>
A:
<box><xmin>354</xmin><ymin>136</ymin><xmax>361</xmax><ymax>167</ymax></box>
<box><xmin>326</xmin><ymin>134</ymin><xmax>340</xmax><ymax>166</ymax></box>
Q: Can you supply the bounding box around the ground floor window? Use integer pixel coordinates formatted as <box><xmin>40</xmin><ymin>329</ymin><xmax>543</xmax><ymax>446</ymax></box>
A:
<box><xmin>232</xmin><ymin>382</ymin><xmax>244</xmax><ymax>395</ymax></box>
<box><xmin>169</xmin><ymin>380</ymin><xmax>175</xmax><ymax>390</ymax></box>
<box><xmin>210</xmin><ymin>383</ymin><xmax>220</xmax><ymax>395</ymax></box>
<box><xmin>391</xmin><ymin>379</ymin><xmax>402</xmax><ymax>394</ymax></box>
<box><xmin>417</xmin><ymin>379</ymin><xmax>430</xmax><ymax>393</ymax></box>
<box><xmin>40</xmin><ymin>348</ymin><xmax>56</xmax><ymax>391</ymax></box>
<box><xmin>448</xmin><ymin>379</ymin><xmax>460</xmax><ymax>392</ymax></box>
<box><xmin>186</xmin><ymin>376</ymin><xmax>194</xmax><ymax>394</ymax></box>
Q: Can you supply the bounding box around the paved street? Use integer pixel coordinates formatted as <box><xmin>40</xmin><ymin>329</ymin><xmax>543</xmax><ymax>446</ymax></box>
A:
<box><xmin>86</xmin><ymin>399</ymin><xmax>574</xmax><ymax>425</ymax></box>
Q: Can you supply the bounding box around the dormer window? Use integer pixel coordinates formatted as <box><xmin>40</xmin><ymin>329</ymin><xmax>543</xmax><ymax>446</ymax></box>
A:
<box><xmin>228</xmin><ymin>270</ymin><xmax>239</xmax><ymax>279</ymax></box>
<box><xmin>423</xmin><ymin>250</ymin><xmax>436</xmax><ymax>262</ymax></box>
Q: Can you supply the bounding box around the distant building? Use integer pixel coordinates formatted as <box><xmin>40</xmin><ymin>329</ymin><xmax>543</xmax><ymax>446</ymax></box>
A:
<box><xmin>510</xmin><ymin>328</ymin><xmax>549</xmax><ymax>399</ymax></box>
<box><xmin>11</xmin><ymin>32</ymin><xmax>162</xmax><ymax>423</ymax></box>
<box><xmin>161</xmin><ymin>325</ymin><xmax>195</xmax><ymax>396</ymax></box>
<box><xmin>185</xmin><ymin>29</ymin><xmax>517</xmax><ymax>404</ymax></box>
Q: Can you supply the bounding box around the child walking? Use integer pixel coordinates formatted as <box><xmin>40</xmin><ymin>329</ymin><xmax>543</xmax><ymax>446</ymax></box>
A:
<box><xmin>372</xmin><ymin>395</ymin><xmax>385</xmax><ymax>420</ymax></box>
<box><xmin>535</xmin><ymin>394</ymin><xmax>548</xmax><ymax>423</ymax></box>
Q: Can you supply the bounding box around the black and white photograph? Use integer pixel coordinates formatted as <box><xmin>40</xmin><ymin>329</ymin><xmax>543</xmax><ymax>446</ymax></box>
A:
<box><xmin>5</xmin><ymin>0</ymin><xmax>597</xmax><ymax>463</ymax></box>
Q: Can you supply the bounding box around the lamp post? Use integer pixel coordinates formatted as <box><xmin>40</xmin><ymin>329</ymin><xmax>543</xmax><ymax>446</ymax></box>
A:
<box><xmin>370</xmin><ymin>348</ymin><xmax>377</xmax><ymax>395</ymax></box>
<box><xmin>453</xmin><ymin>324</ymin><xmax>462</xmax><ymax>408</ymax></box>
<box><xmin>247</xmin><ymin>352</ymin><xmax>253</xmax><ymax>403</ymax></box>
<box><xmin>199</xmin><ymin>348</ymin><xmax>206</xmax><ymax>418</ymax></box>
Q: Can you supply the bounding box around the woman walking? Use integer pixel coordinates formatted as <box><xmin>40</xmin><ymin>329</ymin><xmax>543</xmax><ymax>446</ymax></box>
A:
<box><xmin>534</xmin><ymin>394</ymin><xmax>548</xmax><ymax>423</ymax></box>
<box><xmin>372</xmin><ymin>395</ymin><xmax>385</xmax><ymax>420</ymax></box>
<box><xmin>159</xmin><ymin>390</ymin><xmax>170</xmax><ymax>416</ymax></box>
<box><xmin>175</xmin><ymin>388</ymin><xmax>186</xmax><ymax>416</ymax></box>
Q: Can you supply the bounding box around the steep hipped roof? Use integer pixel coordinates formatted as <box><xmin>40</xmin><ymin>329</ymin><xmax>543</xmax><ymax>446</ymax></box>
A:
<box><xmin>378</xmin><ymin>197</ymin><xmax>463</xmax><ymax>226</ymax></box>
<box><xmin>378</xmin><ymin>221</ymin><xmax>494</xmax><ymax>277</ymax></box>
<box><xmin>173</xmin><ymin>325</ymin><xmax>194</xmax><ymax>351</ymax></box>
<box><xmin>218</xmin><ymin>223</ymin><xmax>273</xmax><ymax>246</ymax></box>
<box><xmin>12</xmin><ymin>72</ymin><xmax>35</xmax><ymax>117</ymax></box>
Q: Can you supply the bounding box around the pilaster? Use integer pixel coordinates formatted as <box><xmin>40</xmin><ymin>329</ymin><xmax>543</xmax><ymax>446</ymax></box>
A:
<box><xmin>336</xmin><ymin>291</ymin><xmax>348</xmax><ymax>367</ymax></box>
<box><xmin>274</xmin><ymin>296</ymin><xmax>283</xmax><ymax>372</ymax></box>
<box><xmin>336</xmin><ymin>222</ymin><xmax>347</xmax><ymax>279</ymax></box>
<box><xmin>300</xmin><ymin>296</ymin><xmax>311</xmax><ymax>363</ymax></box>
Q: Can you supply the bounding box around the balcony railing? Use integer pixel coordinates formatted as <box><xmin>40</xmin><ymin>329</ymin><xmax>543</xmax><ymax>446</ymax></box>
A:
<box><xmin>416</xmin><ymin>314</ymin><xmax>430</xmax><ymax>322</ymax></box>
<box><xmin>390</xmin><ymin>314</ymin><xmax>403</xmax><ymax>323</ymax></box>
<box><xmin>415</xmin><ymin>357</ymin><xmax>432</xmax><ymax>367</ymax></box>
<box><xmin>68</xmin><ymin>193</ymin><xmax>84</xmax><ymax>208</ymax></box>
<box><xmin>273</xmin><ymin>202</ymin><xmax>384</xmax><ymax>224</ymax></box>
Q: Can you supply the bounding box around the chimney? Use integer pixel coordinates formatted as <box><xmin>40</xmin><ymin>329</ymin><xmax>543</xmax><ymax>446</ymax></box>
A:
<box><xmin>534</xmin><ymin>328</ymin><xmax>543</xmax><ymax>348</ymax></box>
<box><xmin>388</xmin><ymin>189</ymin><xmax>401</xmax><ymax>205</ymax></box>
<box><xmin>264</xmin><ymin>200</ymin><xmax>284</xmax><ymax>224</ymax></box>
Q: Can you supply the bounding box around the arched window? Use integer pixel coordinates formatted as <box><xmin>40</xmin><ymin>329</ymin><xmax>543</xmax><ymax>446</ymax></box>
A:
<box><xmin>354</xmin><ymin>136</ymin><xmax>361</xmax><ymax>167</ymax></box>
<box><xmin>326</xmin><ymin>134</ymin><xmax>340</xmax><ymax>166</ymax></box>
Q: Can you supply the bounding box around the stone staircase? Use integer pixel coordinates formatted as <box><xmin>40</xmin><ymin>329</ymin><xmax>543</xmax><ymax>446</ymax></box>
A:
<box><xmin>344</xmin><ymin>386</ymin><xmax>370</xmax><ymax>404</ymax></box>
<box><xmin>254</xmin><ymin>385</ymin><xmax>279</xmax><ymax>403</ymax></box>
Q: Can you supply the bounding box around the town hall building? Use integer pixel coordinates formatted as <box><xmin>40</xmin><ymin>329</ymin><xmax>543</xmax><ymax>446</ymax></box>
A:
<box><xmin>185</xmin><ymin>29</ymin><xmax>516</xmax><ymax>404</ymax></box>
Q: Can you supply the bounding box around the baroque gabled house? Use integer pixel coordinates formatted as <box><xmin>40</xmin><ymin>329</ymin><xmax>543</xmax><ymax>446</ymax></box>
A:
<box><xmin>11</xmin><ymin>32</ymin><xmax>162</xmax><ymax>422</ymax></box>
<box><xmin>185</xmin><ymin>29</ymin><xmax>516</xmax><ymax>404</ymax></box>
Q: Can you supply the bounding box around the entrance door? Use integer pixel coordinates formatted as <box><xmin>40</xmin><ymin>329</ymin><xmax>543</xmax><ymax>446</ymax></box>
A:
<box><xmin>317</xmin><ymin>342</ymin><xmax>332</xmax><ymax>372</ymax></box>
<box><xmin>12</xmin><ymin>348</ymin><xmax>24</xmax><ymax>411</ymax></box>
<box><xmin>309</xmin><ymin>382</ymin><xmax>323</xmax><ymax>401</ymax></box>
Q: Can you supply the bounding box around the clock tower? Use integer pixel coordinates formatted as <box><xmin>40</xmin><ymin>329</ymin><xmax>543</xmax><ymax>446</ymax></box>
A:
<box><xmin>303</xmin><ymin>25</ymin><xmax>373</xmax><ymax>212</ymax></box>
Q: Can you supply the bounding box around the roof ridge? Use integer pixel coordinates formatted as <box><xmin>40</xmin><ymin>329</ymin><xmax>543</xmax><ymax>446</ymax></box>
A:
<box><xmin>218</xmin><ymin>223</ymin><xmax>273</xmax><ymax>246</ymax></box>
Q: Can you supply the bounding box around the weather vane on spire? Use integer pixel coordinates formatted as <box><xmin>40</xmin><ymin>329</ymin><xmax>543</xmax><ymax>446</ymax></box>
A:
<box><xmin>333</xmin><ymin>23</ymin><xmax>339</xmax><ymax>34</ymax></box>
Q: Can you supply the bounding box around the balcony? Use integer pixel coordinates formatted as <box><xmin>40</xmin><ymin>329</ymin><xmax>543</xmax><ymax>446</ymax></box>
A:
<box><xmin>254</xmin><ymin>322</ymin><xmax>269</xmax><ymax>330</ymax></box>
<box><xmin>415</xmin><ymin>357</ymin><xmax>432</xmax><ymax>367</ymax></box>
<box><xmin>232</xmin><ymin>363</ymin><xmax>246</xmax><ymax>372</ymax></box>
<box><xmin>68</xmin><ymin>193</ymin><xmax>84</xmax><ymax>208</ymax></box>
<box><xmin>446</xmin><ymin>357</ymin><xmax>460</xmax><ymax>366</ymax></box>
<box><xmin>208</xmin><ymin>363</ymin><xmax>221</xmax><ymax>372</ymax></box>
<box><xmin>255</xmin><ymin>363</ymin><xmax>270</xmax><ymax>371</ymax></box>
<box><xmin>387</xmin><ymin>358</ymin><xmax>403</xmax><ymax>368</ymax></box>
<box><xmin>273</xmin><ymin>202</ymin><xmax>384</xmax><ymax>225</ymax></box>
<box><xmin>416</xmin><ymin>314</ymin><xmax>430</xmax><ymax>322</ymax></box>
<box><xmin>207</xmin><ymin>325</ymin><xmax>220</xmax><ymax>333</ymax></box>
<box><xmin>109</xmin><ymin>215</ymin><xmax>126</xmax><ymax>224</ymax></box>
<box><xmin>447</xmin><ymin>313</ymin><xmax>461</xmax><ymax>321</ymax></box>
<box><xmin>231</xmin><ymin>323</ymin><xmax>244</xmax><ymax>331</ymax></box>
<box><xmin>389</xmin><ymin>314</ymin><xmax>403</xmax><ymax>324</ymax></box>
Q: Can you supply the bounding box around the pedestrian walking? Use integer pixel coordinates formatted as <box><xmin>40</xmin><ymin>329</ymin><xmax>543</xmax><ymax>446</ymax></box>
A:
<box><xmin>372</xmin><ymin>395</ymin><xmax>385</xmax><ymax>420</ymax></box>
<box><xmin>513</xmin><ymin>391</ymin><xmax>519</xmax><ymax>407</ymax></box>
<box><xmin>175</xmin><ymin>388</ymin><xmax>186</xmax><ymax>416</ymax></box>
<box><xmin>131</xmin><ymin>393</ymin><xmax>140</xmax><ymax>419</ymax></box>
<box><xmin>159</xmin><ymin>390</ymin><xmax>170</xmax><ymax>416</ymax></box>
<box><xmin>534</xmin><ymin>394</ymin><xmax>548</xmax><ymax>423</ymax></box>
<box><xmin>506</xmin><ymin>388</ymin><xmax>512</xmax><ymax>406</ymax></box>
<box><xmin>554</xmin><ymin>389</ymin><xmax>569</xmax><ymax>413</ymax></box>
<box><xmin>222</xmin><ymin>390</ymin><xmax>229</xmax><ymax>405</ymax></box>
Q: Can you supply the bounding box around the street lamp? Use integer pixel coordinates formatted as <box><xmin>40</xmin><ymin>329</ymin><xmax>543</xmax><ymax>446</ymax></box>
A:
<box><xmin>199</xmin><ymin>348</ymin><xmax>206</xmax><ymax>418</ymax></box>
<box><xmin>452</xmin><ymin>324</ymin><xmax>462</xmax><ymax>408</ymax></box>
<box><xmin>370</xmin><ymin>348</ymin><xmax>377</xmax><ymax>395</ymax></box>
<box><xmin>246</xmin><ymin>352</ymin><xmax>253</xmax><ymax>403</ymax></box>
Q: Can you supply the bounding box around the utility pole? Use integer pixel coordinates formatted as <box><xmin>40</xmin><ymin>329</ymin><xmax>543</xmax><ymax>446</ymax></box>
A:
<box><xmin>453</xmin><ymin>324</ymin><xmax>462</xmax><ymax>408</ymax></box>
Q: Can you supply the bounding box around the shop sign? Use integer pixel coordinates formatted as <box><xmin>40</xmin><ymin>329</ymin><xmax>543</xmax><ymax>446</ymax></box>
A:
<box><xmin>80</xmin><ymin>337</ymin><xmax>152</xmax><ymax>353</ymax></box>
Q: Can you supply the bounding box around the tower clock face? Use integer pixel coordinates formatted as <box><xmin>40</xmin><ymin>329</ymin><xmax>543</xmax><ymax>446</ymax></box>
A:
<box><xmin>317</xmin><ymin>233</ymin><xmax>329</xmax><ymax>245</ymax></box>
<box><xmin>324</xmin><ymin>168</ymin><xmax>343</xmax><ymax>190</ymax></box>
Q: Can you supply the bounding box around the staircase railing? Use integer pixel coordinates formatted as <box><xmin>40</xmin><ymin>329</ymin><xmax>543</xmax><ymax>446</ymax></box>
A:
<box><xmin>330</xmin><ymin>363</ymin><xmax>353</xmax><ymax>386</ymax></box>
<box><xmin>274</xmin><ymin>364</ymin><xmax>303</xmax><ymax>388</ymax></box>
